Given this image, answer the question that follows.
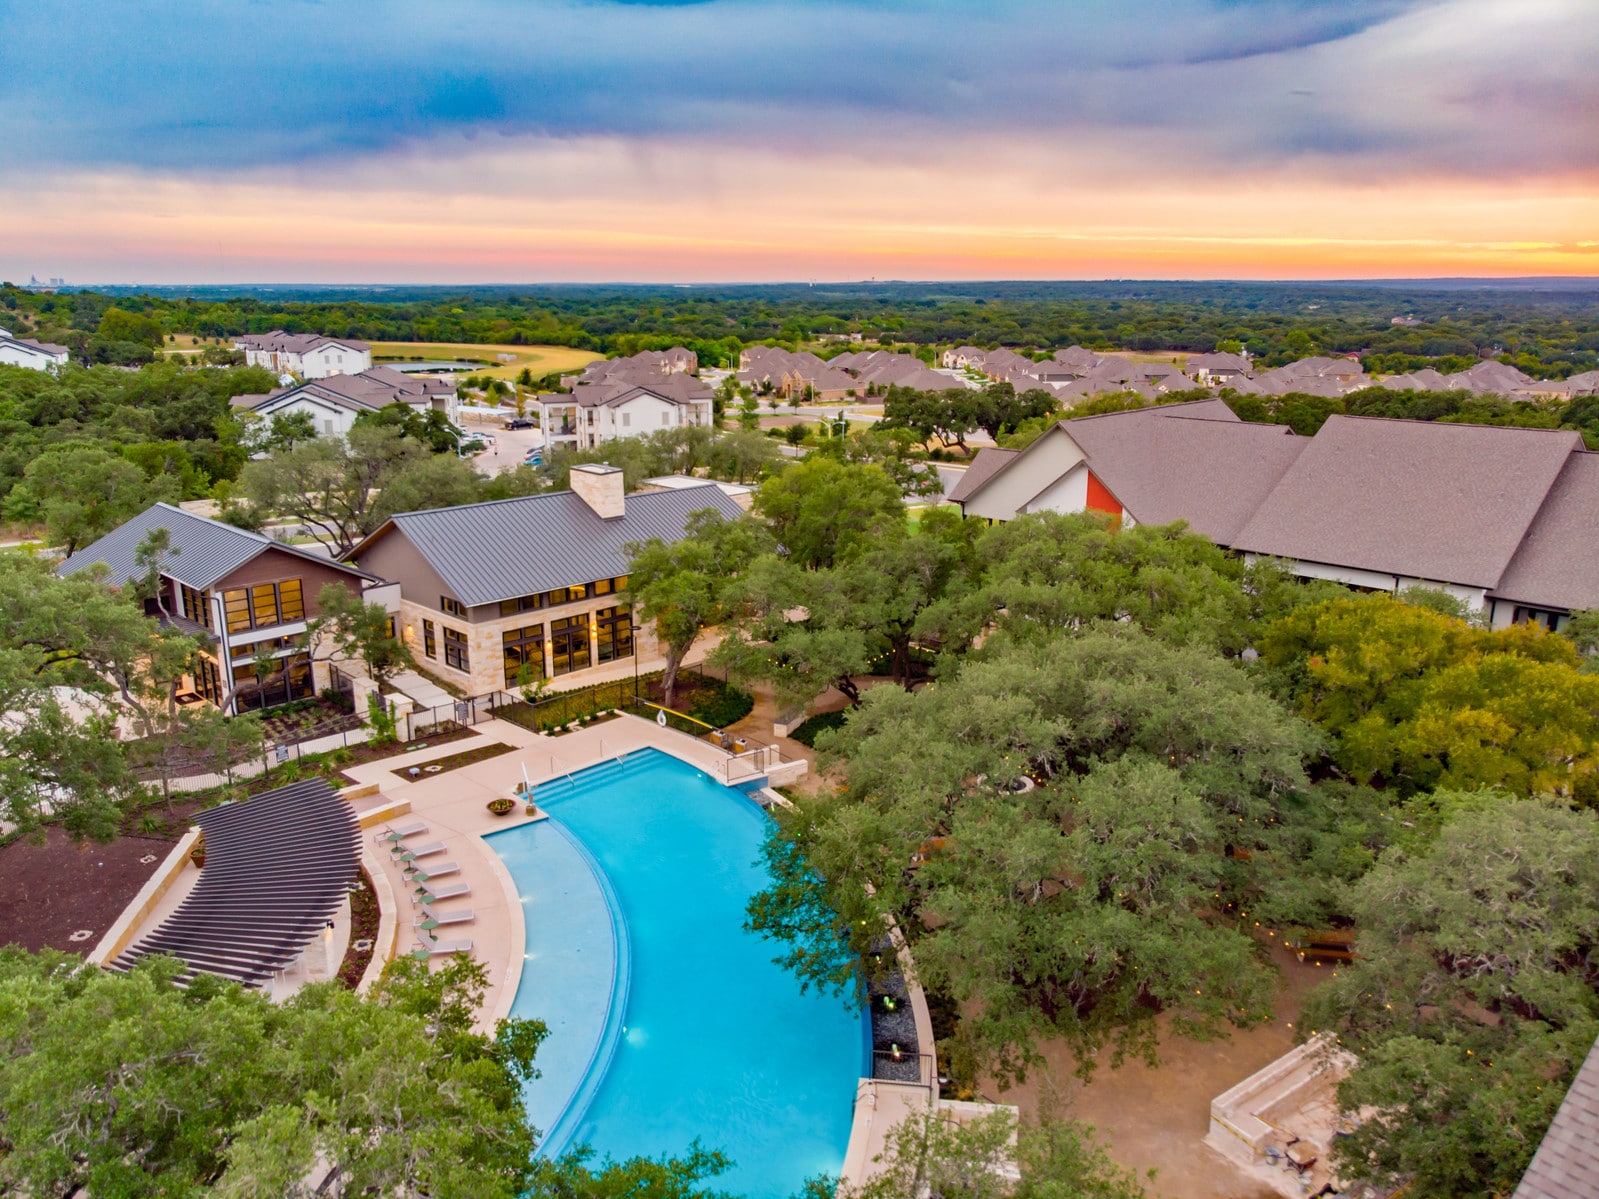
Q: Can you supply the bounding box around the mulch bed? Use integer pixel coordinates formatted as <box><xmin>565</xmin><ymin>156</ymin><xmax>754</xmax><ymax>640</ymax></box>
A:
<box><xmin>391</xmin><ymin>742</ymin><xmax>515</xmax><ymax>781</ymax></box>
<box><xmin>543</xmin><ymin>711</ymin><xmax>624</xmax><ymax>737</ymax></box>
<box><xmin>336</xmin><ymin>867</ymin><xmax>381</xmax><ymax>990</ymax></box>
<box><xmin>0</xmin><ymin>825</ymin><xmax>187</xmax><ymax>955</ymax></box>
<box><xmin>345</xmin><ymin>723</ymin><xmax>476</xmax><ymax>768</ymax></box>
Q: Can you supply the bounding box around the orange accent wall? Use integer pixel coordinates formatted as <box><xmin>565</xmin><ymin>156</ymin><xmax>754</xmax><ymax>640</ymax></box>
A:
<box><xmin>1085</xmin><ymin>471</ymin><xmax>1122</xmax><ymax>517</ymax></box>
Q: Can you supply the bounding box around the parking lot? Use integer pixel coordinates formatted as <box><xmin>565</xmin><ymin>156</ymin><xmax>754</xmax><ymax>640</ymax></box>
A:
<box><xmin>457</xmin><ymin>421</ymin><xmax>552</xmax><ymax>476</ymax></box>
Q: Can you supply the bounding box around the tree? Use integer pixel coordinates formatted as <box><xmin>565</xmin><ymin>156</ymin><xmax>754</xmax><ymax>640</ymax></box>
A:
<box><xmin>737</xmin><ymin>390</ymin><xmax>761</xmax><ymax>431</ymax></box>
<box><xmin>706</xmin><ymin>428</ymin><xmax>780</xmax><ymax>484</ymax></box>
<box><xmin>308</xmin><ymin>581</ymin><xmax>413</xmax><ymax>688</ymax></box>
<box><xmin>96</xmin><ymin>306</ymin><xmax>165</xmax><ymax>349</ymax></box>
<box><xmin>1303</xmin><ymin>800</ymin><xmax>1599</xmax><ymax>1197</ymax></box>
<box><xmin>241</xmin><ymin>410</ymin><xmax>318</xmax><ymax>456</ymax></box>
<box><xmin>754</xmin><ymin>457</ymin><xmax>905</xmax><ymax>571</ymax></box>
<box><xmin>624</xmin><ymin>510</ymin><xmax>774</xmax><ymax>708</ymax></box>
<box><xmin>1260</xmin><ymin>594</ymin><xmax>1599</xmax><ymax>799</ymax></box>
<box><xmin>749</xmin><ymin>627</ymin><xmax>1319</xmax><ymax>1079</ymax></box>
<box><xmin>3</xmin><ymin>445</ymin><xmax>178</xmax><ymax>555</ymax></box>
<box><xmin>132</xmin><ymin>525</ymin><xmax>179</xmax><ymax>618</ymax></box>
<box><xmin>352</xmin><ymin>403</ymin><xmax>465</xmax><ymax>455</ymax></box>
<box><xmin>823</xmin><ymin>1107</ymin><xmax>1149</xmax><ymax>1199</ymax></box>
<box><xmin>240</xmin><ymin>425</ymin><xmax>479</xmax><ymax>557</ymax></box>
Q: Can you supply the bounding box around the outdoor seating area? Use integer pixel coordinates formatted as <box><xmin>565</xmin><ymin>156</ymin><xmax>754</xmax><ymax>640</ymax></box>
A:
<box><xmin>376</xmin><ymin>821</ymin><xmax>478</xmax><ymax>955</ymax></box>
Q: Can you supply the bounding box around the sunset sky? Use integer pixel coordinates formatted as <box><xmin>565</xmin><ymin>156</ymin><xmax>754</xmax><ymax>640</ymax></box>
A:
<box><xmin>2</xmin><ymin>0</ymin><xmax>1595</xmax><ymax>283</ymax></box>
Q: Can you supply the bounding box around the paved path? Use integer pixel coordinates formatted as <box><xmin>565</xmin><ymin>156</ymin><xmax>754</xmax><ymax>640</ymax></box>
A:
<box><xmin>392</xmin><ymin>670</ymin><xmax>455</xmax><ymax>710</ymax></box>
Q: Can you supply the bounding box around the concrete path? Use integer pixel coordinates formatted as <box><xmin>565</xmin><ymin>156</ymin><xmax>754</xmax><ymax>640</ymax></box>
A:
<box><xmin>392</xmin><ymin>670</ymin><xmax>455</xmax><ymax>710</ymax></box>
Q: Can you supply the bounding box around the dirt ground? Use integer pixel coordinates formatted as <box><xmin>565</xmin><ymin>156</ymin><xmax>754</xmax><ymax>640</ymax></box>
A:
<box><xmin>984</xmin><ymin>942</ymin><xmax>1336</xmax><ymax>1199</ymax></box>
<box><xmin>0</xmin><ymin>823</ymin><xmax>185</xmax><ymax>954</ymax></box>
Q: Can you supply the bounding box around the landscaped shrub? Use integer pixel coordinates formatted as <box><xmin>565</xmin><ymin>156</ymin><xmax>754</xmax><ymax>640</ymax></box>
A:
<box><xmin>688</xmin><ymin>682</ymin><xmax>754</xmax><ymax>729</ymax></box>
<box><xmin>788</xmin><ymin>710</ymin><xmax>847</xmax><ymax>748</ymax></box>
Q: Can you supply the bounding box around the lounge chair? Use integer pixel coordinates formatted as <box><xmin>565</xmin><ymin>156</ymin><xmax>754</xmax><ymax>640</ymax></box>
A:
<box><xmin>404</xmin><ymin>860</ymin><xmax>459</xmax><ymax>885</ymax></box>
<box><xmin>391</xmin><ymin>840</ymin><xmax>446</xmax><ymax>863</ymax></box>
<box><xmin>415</xmin><ymin>906</ymin><xmax>475</xmax><ymax>931</ymax></box>
<box><xmin>373</xmin><ymin>820</ymin><xmax>427</xmax><ymax>846</ymax></box>
<box><xmin>410</xmin><ymin>936</ymin><xmax>473</xmax><ymax>959</ymax></box>
<box><xmin>413</xmin><ymin>881</ymin><xmax>470</xmax><ymax>906</ymax></box>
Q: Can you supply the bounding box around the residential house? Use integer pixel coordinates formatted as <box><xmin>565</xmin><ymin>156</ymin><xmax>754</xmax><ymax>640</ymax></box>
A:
<box><xmin>1185</xmin><ymin>352</ymin><xmax>1252</xmax><ymax>385</ymax></box>
<box><xmin>537</xmin><ymin>375</ymin><xmax>715</xmax><ymax>449</ymax></box>
<box><xmin>565</xmin><ymin>346</ymin><xmax>700</xmax><ymax>389</ymax></box>
<box><xmin>0</xmin><ymin>327</ymin><xmax>69</xmax><ymax>371</ymax></box>
<box><xmin>1513</xmin><ymin>1034</ymin><xmax>1599</xmax><ymax>1198</ymax></box>
<box><xmin>234</xmin><ymin>331</ymin><xmax>372</xmax><ymax>378</ymax></box>
<box><xmin>347</xmin><ymin>466</ymin><xmax>744</xmax><ymax>697</ymax></box>
<box><xmin>947</xmin><ymin>401</ymin><xmax>1599</xmax><ymax>630</ymax></box>
<box><xmin>57</xmin><ymin>503</ymin><xmax>396</xmax><ymax>714</ymax></box>
<box><xmin>231</xmin><ymin>367</ymin><xmax>457</xmax><ymax>440</ymax></box>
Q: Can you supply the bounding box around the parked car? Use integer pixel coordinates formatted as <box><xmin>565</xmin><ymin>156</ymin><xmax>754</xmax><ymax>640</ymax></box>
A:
<box><xmin>504</xmin><ymin>417</ymin><xmax>536</xmax><ymax>430</ymax></box>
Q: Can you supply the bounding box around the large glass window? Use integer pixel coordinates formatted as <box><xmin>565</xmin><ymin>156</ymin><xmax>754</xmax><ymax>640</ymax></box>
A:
<box><xmin>193</xmin><ymin>654</ymin><xmax>222</xmax><ymax>703</ymax></box>
<box><xmin>231</xmin><ymin>652</ymin><xmax>313</xmax><ymax>713</ymax></box>
<box><xmin>441</xmin><ymin>596</ymin><xmax>465</xmax><ymax>618</ymax></box>
<box><xmin>499</xmin><ymin>593</ymin><xmax>545</xmax><ymax>618</ymax></box>
<box><xmin>278</xmin><ymin>579</ymin><xmax>304</xmax><ymax>623</ymax></box>
<box><xmin>180</xmin><ymin>585</ymin><xmax>212</xmax><ymax>629</ymax></box>
<box><xmin>595</xmin><ymin>606</ymin><xmax>632</xmax><ymax>663</ymax></box>
<box><xmin>223</xmin><ymin>588</ymin><xmax>252</xmax><ymax>633</ymax></box>
<box><xmin>422</xmin><ymin>619</ymin><xmax>436</xmax><ymax>658</ymax></box>
<box><xmin>221</xmin><ymin>580</ymin><xmax>305</xmax><ymax>633</ymax></box>
<box><xmin>550</xmin><ymin>615</ymin><xmax>590</xmax><ymax>676</ymax></box>
<box><xmin>443</xmin><ymin>626</ymin><xmax>470</xmax><ymax>672</ymax></box>
<box><xmin>503</xmin><ymin>624</ymin><xmax>546</xmax><ymax>686</ymax></box>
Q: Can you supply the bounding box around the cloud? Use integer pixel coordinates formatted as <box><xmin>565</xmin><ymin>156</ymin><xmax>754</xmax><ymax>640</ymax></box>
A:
<box><xmin>5</xmin><ymin>0</ymin><xmax>1591</xmax><ymax>181</ymax></box>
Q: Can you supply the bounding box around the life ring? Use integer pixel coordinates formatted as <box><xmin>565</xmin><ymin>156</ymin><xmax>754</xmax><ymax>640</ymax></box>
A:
<box><xmin>657</xmin><ymin>710</ymin><xmax>667</xmax><ymax>727</ymax></box>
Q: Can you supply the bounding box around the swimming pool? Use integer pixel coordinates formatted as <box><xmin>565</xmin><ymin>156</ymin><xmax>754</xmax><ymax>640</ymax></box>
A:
<box><xmin>488</xmin><ymin>749</ymin><xmax>864</xmax><ymax>1196</ymax></box>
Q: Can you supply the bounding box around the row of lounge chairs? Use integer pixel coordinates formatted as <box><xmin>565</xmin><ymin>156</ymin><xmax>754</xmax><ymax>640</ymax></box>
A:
<box><xmin>373</xmin><ymin>820</ymin><xmax>477</xmax><ymax>960</ymax></box>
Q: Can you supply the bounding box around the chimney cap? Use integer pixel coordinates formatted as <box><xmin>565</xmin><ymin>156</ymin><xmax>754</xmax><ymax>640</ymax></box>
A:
<box><xmin>572</xmin><ymin>463</ymin><xmax>622</xmax><ymax>476</ymax></box>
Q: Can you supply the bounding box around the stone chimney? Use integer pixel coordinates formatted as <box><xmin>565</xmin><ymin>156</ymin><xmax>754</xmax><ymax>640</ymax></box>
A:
<box><xmin>570</xmin><ymin>463</ymin><xmax>626</xmax><ymax>520</ymax></box>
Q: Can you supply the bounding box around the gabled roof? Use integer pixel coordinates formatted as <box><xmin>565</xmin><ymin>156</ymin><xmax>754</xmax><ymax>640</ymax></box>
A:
<box><xmin>946</xmin><ymin>448</ymin><xmax>1021</xmax><ymax>505</ymax></box>
<box><xmin>58</xmin><ymin>503</ymin><xmax>371</xmax><ymax>591</ymax></box>
<box><xmin>0</xmin><ymin>331</ymin><xmax>69</xmax><ymax>357</ymax></box>
<box><xmin>1515</xmin><ymin>1036</ymin><xmax>1599</xmax><ymax>1199</ymax></box>
<box><xmin>1233</xmin><ymin>417</ymin><xmax>1583</xmax><ymax>587</ymax></box>
<box><xmin>236</xmin><ymin>330</ymin><xmax>370</xmax><ymax>354</ymax></box>
<box><xmin>1491</xmin><ymin>451</ymin><xmax>1599</xmax><ymax>610</ymax></box>
<box><xmin>1061</xmin><ymin>414</ymin><xmax>1306</xmax><ymax>544</ymax></box>
<box><xmin>236</xmin><ymin>367</ymin><xmax>450</xmax><ymax>415</ymax></box>
<box><xmin>351</xmin><ymin>484</ymin><xmax>744</xmax><ymax>607</ymax></box>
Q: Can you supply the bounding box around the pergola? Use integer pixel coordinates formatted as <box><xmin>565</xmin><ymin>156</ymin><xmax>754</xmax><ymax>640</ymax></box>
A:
<box><xmin>111</xmin><ymin>778</ymin><xmax>361</xmax><ymax>987</ymax></box>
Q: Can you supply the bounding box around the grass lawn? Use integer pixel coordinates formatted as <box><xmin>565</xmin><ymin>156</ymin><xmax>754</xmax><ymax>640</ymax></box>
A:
<box><xmin>368</xmin><ymin>341</ymin><xmax>601</xmax><ymax>381</ymax></box>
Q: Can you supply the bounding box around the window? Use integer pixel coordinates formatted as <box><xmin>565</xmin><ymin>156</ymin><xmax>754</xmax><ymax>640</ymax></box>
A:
<box><xmin>622</xmin><ymin>413</ymin><xmax>631</xmax><ymax>427</ymax></box>
<box><xmin>595</xmin><ymin>606</ymin><xmax>633</xmax><ymax>664</ymax></box>
<box><xmin>443</xmin><ymin>626</ymin><xmax>470</xmax><ymax>671</ymax></box>
<box><xmin>550</xmin><ymin>615</ymin><xmax>590</xmax><ymax>676</ymax></box>
<box><xmin>423</xmin><ymin>619</ymin><xmax>436</xmax><ymax>658</ymax></box>
<box><xmin>441</xmin><ymin>596</ymin><xmax>465</xmax><ymax>618</ymax></box>
<box><xmin>232</xmin><ymin>652</ymin><xmax>314</xmax><ymax>713</ymax></box>
<box><xmin>593</xmin><ymin>577</ymin><xmax>614</xmax><ymax>597</ymax></box>
<box><xmin>179</xmin><ymin>585</ymin><xmax>212</xmax><ymax>629</ymax></box>
<box><xmin>661</xmin><ymin>412</ymin><xmax>671</xmax><ymax>426</ymax></box>
<box><xmin>499</xmin><ymin>593</ymin><xmax>545</xmax><ymax>618</ymax></box>
<box><xmin>193</xmin><ymin>654</ymin><xmax>222</xmax><ymax>704</ymax></box>
<box><xmin>503</xmin><ymin>625</ymin><xmax>546</xmax><ymax>686</ymax></box>
<box><xmin>221</xmin><ymin>579</ymin><xmax>305</xmax><ymax>633</ymax></box>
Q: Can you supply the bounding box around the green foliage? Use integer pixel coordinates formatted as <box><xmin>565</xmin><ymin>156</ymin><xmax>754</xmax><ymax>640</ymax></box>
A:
<box><xmin>1260</xmin><ymin>594</ymin><xmax>1599</xmax><ymax>798</ymax></box>
<box><xmin>787</xmin><ymin>709</ymin><xmax>847</xmax><ymax>748</ymax></box>
<box><xmin>4</xmin><ymin>444</ymin><xmax>180</xmax><ymax>555</ymax></box>
<box><xmin>367</xmin><ymin>691</ymin><xmax>399</xmax><ymax>745</ymax></box>
<box><xmin>1303</xmin><ymin>801</ymin><xmax>1599</xmax><ymax>1197</ymax></box>
<box><xmin>754</xmin><ymin>457</ymin><xmax>905</xmax><ymax>570</ymax></box>
<box><xmin>880</xmin><ymin>382</ymin><xmax>1056</xmax><ymax>449</ymax></box>
<box><xmin>308</xmin><ymin>581</ymin><xmax>413</xmax><ymax>687</ymax></box>
<box><xmin>684</xmin><ymin>679</ymin><xmax>754</xmax><ymax>728</ymax></box>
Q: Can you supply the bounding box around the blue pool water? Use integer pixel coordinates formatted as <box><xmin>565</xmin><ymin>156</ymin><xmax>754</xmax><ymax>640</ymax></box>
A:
<box><xmin>487</xmin><ymin>750</ymin><xmax>864</xmax><ymax>1197</ymax></box>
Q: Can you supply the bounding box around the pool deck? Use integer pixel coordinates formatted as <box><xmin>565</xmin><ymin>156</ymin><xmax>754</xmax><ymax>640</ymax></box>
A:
<box><xmin>346</xmin><ymin>712</ymin><xmax>774</xmax><ymax>1031</ymax></box>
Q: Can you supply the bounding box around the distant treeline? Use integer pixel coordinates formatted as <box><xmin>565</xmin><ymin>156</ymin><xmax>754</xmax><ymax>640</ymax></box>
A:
<box><xmin>4</xmin><ymin>279</ymin><xmax>1598</xmax><ymax>377</ymax></box>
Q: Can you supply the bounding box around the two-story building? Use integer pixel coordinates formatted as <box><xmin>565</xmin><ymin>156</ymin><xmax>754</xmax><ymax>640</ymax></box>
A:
<box><xmin>231</xmin><ymin>367</ymin><xmax>458</xmax><ymax>440</ymax></box>
<box><xmin>234</xmin><ymin>331</ymin><xmax>373</xmax><ymax>378</ymax></box>
<box><xmin>58</xmin><ymin>504</ymin><xmax>398</xmax><ymax>713</ymax></box>
<box><xmin>347</xmin><ymin>465</ymin><xmax>743</xmax><ymax>697</ymax></box>
<box><xmin>0</xmin><ymin>327</ymin><xmax>70</xmax><ymax>371</ymax></box>
<box><xmin>535</xmin><ymin>378</ymin><xmax>714</xmax><ymax>450</ymax></box>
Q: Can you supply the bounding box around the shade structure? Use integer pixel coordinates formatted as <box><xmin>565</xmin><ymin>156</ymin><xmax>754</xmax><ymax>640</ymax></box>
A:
<box><xmin>110</xmin><ymin>778</ymin><xmax>361</xmax><ymax>987</ymax></box>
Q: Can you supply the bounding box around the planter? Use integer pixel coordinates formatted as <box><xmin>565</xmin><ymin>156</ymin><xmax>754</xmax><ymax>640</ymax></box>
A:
<box><xmin>486</xmin><ymin>798</ymin><xmax>516</xmax><ymax>817</ymax></box>
<box><xmin>524</xmin><ymin>803</ymin><xmax>539</xmax><ymax>817</ymax></box>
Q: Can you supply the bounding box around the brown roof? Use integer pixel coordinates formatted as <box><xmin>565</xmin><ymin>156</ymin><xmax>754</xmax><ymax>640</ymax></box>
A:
<box><xmin>1061</xmin><ymin>412</ymin><xmax>1304</xmax><ymax>543</ymax></box>
<box><xmin>236</xmin><ymin>330</ymin><xmax>370</xmax><ymax>354</ymax></box>
<box><xmin>946</xmin><ymin>447</ymin><xmax>1021</xmax><ymax>504</ymax></box>
<box><xmin>1515</xmin><ymin>1036</ymin><xmax>1599</xmax><ymax>1199</ymax></box>
<box><xmin>1233</xmin><ymin>416</ymin><xmax>1584</xmax><ymax>587</ymax></box>
<box><xmin>1491</xmin><ymin>451</ymin><xmax>1599</xmax><ymax>610</ymax></box>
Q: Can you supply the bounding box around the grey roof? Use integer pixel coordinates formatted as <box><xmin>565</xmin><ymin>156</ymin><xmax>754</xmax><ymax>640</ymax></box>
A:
<box><xmin>947</xmin><ymin>447</ymin><xmax>1021</xmax><ymax>504</ymax></box>
<box><xmin>1234</xmin><ymin>417</ymin><xmax>1584</xmax><ymax>587</ymax></box>
<box><xmin>58</xmin><ymin>502</ymin><xmax>369</xmax><ymax>591</ymax></box>
<box><xmin>1491</xmin><ymin>451</ymin><xmax>1599</xmax><ymax>609</ymax></box>
<box><xmin>236</xmin><ymin>330</ymin><xmax>370</xmax><ymax>353</ymax></box>
<box><xmin>1</xmin><ymin>332</ymin><xmax>69</xmax><ymax>356</ymax></box>
<box><xmin>356</xmin><ymin>483</ymin><xmax>745</xmax><ymax>607</ymax></box>
<box><xmin>1061</xmin><ymin>414</ymin><xmax>1306</xmax><ymax>544</ymax></box>
<box><xmin>1515</xmin><ymin>1035</ymin><xmax>1599</xmax><ymax>1199</ymax></box>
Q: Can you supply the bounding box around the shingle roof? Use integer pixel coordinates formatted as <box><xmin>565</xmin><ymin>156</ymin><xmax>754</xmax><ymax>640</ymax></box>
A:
<box><xmin>1490</xmin><ymin>451</ymin><xmax>1599</xmax><ymax>610</ymax></box>
<box><xmin>0</xmin><ymin>332</ymin><xmax>69</xmax><ymax>356</ymax></box>
<box><xmin>237</xmin><ymin>330</ymin><xmax>370</xmax><ymax>353</ymax></box>
<box><xmin>358</xmin><ymin>483</ymin><xmax>745</xmax><ymax>607</ymax></box>
<box><xmin>58</xmin><ymin>503</ymin><xmax>369</xmax><ymax>591</ymax></box>
<box><xmin>1233</xmin><ymin>417</ymin><xmax>1584</xmax><ymax>587</ymax></box>
<box><xmin>1514</xmin><ymin>1036</ymin><xmax>1599</xmax><ymax>1199</ymax></box>
<box><xmin>1063</xmin><ymin>414</ymin><xmax>1306</xmax><ymax>544</ymax></box>
<box><xmin>946</xmin><ymin>447</ymin><xmax>1021</xmax><ymax>505</ymax></box>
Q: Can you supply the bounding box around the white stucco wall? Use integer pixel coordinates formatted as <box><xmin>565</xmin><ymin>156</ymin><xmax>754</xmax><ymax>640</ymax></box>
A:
<box><xmin>300</xmin><ymin>344</ymin><xmax>372</xmax><ymax>379</ymax></box>
<box><xmin>0</xmin><ymin>341</ymin><xmax>67</xmax><ymax>370</ymax></box>
<box><xmin>1021</xmin><ymin>462</ymin><xmax>1090</xmax><ymax>515</ymax></box>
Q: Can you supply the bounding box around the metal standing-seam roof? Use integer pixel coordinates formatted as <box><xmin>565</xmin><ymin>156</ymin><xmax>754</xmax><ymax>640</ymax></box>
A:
<box><xmin>57</xmin><ymin>502</ymin><xmax>372</xmax><ymax>592</ymax></box>
<box><xmin>109</xmin><ymin>778</ymin><xmax>361</xmax><ymax>988</ymax></box>
<box><xmin>354</xmin><ymin>483</ymin><xmax>746</xmax><ymax>608</ymax></box>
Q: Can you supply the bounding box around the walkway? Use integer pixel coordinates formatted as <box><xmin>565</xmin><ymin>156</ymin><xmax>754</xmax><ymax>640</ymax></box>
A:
<box><xmin>391</xmin><ymin>670</ymin><xmax>455</xmax><ymax>711</ymax></box>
